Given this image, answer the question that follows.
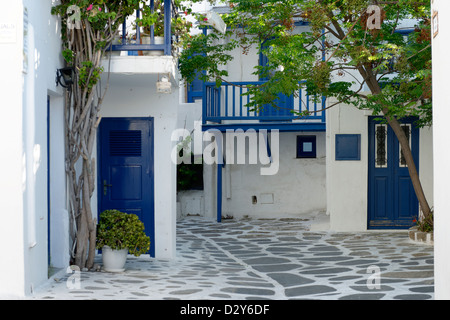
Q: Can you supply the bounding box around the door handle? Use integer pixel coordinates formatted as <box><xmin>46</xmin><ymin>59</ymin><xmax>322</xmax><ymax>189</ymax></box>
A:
<box><xmin>103</xmin><ymin>180</ymin><xmax>112</xmax><ymax>195</ymax></box>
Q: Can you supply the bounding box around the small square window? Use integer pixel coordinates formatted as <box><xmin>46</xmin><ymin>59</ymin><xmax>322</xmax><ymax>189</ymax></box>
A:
<box><xmin>297</xmin><ymin>136</ymin><xmax>316</xmax><ymax>158</ymax></box>
<box><xmin>335</xmin><ymin>134</ymin><xmax>361</xmax><ymax>161</ymax></box>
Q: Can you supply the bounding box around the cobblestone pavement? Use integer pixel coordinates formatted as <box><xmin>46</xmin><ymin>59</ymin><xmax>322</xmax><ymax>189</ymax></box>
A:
<box><xmin>31</xmin><ymin>215</ymin><xmax>434</xmax><ymax>300</ymax></box>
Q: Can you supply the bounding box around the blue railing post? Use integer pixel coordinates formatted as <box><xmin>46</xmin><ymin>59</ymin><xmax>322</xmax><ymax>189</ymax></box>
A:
<box><xmin>150</xmin><ymin>0</ymin><xmax>155</xmax><ymax>40</ymax></box>
<box><xmin>136</xmin><ymin>7</ymin><xmax>141</xmax><ymax>42</ymax></box>
<box><xmin>202</xmin><ymin>81</ymin><xmax>207</xmax><ymax>126</ymax></box>
<box><xmin>217</xmin><ymin>161</ymin><xmax>222</xmax><ymax>223</ymax></box>
<box><xmin>215</xmin><ymin>131</ymin><xmax>224</xmax><ymax>223</ymax></box>
<box><xmin>164</xmin><ymin>0</ymin><xmax>171</xmax><ymax>55</ymax></box>
<box><xmin>321</xmin><ymin>96</ymin><xmax>326</xmax><ymax>123</ymax></box>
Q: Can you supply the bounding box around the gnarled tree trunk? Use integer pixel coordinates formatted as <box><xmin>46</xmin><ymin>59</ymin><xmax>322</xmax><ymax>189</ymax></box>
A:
<box><xmin>64</xmin><ymin>20</ymin><xmax>116</xmax><ymax>270</ymax></box>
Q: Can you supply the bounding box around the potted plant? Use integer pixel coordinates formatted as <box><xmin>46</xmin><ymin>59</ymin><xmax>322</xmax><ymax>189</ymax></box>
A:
<box><xmin>136</xmin><ymin>1</ymin><xmax>165</xmax><ymax>56</ymax></box>
<box><xmin>136</xmin><ymin>0</ymin><xmax>193</xmax><ymax>56</ymax></box>
<box><xmin>96</xmin><ymin>209</ymin><xmax>150</xmax><ymax>272</ymax></box>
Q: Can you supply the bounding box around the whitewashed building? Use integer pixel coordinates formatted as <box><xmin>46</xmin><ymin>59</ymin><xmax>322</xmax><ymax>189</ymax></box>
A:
<box><xmin>180</xmin><ymin>5</ymin><xmax>434</xmax><ymax>234</ymax></box>
<box><xmin>0</xmin><ymin>0</ymin><xmax>67</xmax><ymax>298</ymax></box>
<box><xmin>0</xmin><ymin>0</ymin><xmax>447</xmax><ymax>300</ymax></box>
<box><xmin>0</xmin><ymin>0</ymin><xmax>182</xmax><ymax>297</ymax></box>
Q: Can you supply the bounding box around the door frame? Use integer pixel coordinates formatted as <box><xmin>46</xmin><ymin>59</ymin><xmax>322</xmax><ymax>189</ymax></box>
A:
<box><xmin>367</xmin><ymin>116</ymin><xmax>420</xmax><ymax>229</ymax></box>
<box><xmin>97</xmin><ymin>117</ymin><xmax>155</xmax><ymax>256</ymax></box>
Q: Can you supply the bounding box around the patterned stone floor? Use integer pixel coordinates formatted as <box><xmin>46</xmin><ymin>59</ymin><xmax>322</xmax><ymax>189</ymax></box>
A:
<box><xmin>30</xmin><ymin>215</ymin><xmax>434</xmax><ymax>300</ymax></box>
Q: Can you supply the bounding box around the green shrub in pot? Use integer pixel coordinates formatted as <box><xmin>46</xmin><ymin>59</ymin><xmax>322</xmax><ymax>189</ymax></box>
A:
<box><xmin>96</xmin><ymin>209</ymin><xmax>150</xmax><ymax>256</ymax></box>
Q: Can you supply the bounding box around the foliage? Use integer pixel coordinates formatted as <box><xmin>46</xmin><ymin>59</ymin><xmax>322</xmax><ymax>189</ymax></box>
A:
<box><xmin>180</xmin><ymin>0</ymin><xmax>432</xmax><ymax>126</ymax></box>
<box><xmin>136</xmin><ymin>2</ymin><xmax>162</xmax><ymax>33</ymax></box>
<box><xmin>414</xmin><ymin>210</ymin><xmax>433</xmax><ymax>233</ymax></box>
<box><xmin>96</xmin><ymin>210</ymin><xmax>150</xmax><ymax>256</ymax></box>
<box><xmin>177</xmin><ymin>156</ymin><xmax>204</xmax><ymax>191</ymax></box>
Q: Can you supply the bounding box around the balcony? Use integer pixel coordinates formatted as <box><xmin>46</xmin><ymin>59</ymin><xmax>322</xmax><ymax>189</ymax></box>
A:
<box><xmin>111</xmin><ymin>0</ymin><xmax>175</xmax><ymax>56</ymax></box>
<box><xmin>101</xmin><ymin>0</ymin><xmax>179</xmax><ymax>83</ymax></box>
<box><xmin>201</xmin><ymin>81</ymin><xmax>326</xmax><ymax>132</ymax></box>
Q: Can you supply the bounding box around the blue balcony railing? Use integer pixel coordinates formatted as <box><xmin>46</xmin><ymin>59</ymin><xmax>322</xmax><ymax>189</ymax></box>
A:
<box><xmin>109</xmin><ymin>0</ymin><xmax>174</xmax><ymax>56</ymax></box>
<box><xmin>202</xmin><ymin>81</ymin><xmax>326</xmax><ymax>127</ymax></box>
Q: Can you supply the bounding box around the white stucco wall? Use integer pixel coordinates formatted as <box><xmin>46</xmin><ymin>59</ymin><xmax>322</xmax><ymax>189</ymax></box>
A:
<box><xmin>212</xmin><ymin>131</ymin><xmax>327</xmax><ymax>219</ymax></box>
<box><xmin>0</xmin><ymin>0</ymin><xmax>66</xmax><ymax>298</ymax></box>
<box><xmin>186</xmin><ymin>24</ymin><xmax>327</xmax><ymax>221</ymax></box>
<box><xmin>326</xmin><ymin>103</ymin><xmax>370</xmax><ymax>231</ymax></box>
<box><xmin>99</xmin><ymin>73</ymin><xmax>179</xmax><ymax>259</ymax></box>
<box><xmin>0</xmin><ymin>0</ymin><xmax>26</xmax><ymax>298</ymax></box>
<box><xmin>431</xmin><ymin>0</ymin><xmax>450</xmax><ymax>300</ymax></box>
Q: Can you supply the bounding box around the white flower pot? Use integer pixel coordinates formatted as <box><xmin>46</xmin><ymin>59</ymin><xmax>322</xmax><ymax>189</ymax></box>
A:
<box><xmin>102</xmin><ymin>246</ymin><xmax>128</xmax><ymax>272</ymax></box>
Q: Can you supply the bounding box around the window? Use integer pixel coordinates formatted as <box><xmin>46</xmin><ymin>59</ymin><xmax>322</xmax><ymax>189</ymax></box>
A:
<box><xmin>399</xmin><ymin>124</ymin><xmax>411</xmax><ymax>167</ymax></box>
<box><xmin>375</xmin><ymin>124</ymin><xmax>387</xmax><ymax>168</ymax></box>
<box><xmin>335</xmin><ymin>134</ymin><xmax>361</xmax><ymax>161</ymax></box>
<box><xmin>297</xmin><ymin>135</ymin><xmax>316</xmax><ymax>158</ymax></box>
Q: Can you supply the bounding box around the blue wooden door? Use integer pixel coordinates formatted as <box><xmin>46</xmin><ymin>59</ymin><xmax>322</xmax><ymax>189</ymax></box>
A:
<box><xmin>99</xmin><ymin>118</ymin><xmax>155</xmax><ymax>256</ymax></box>
<box><xmin>368</xmin><ymin>117</ymin><xmax>419</xmax><ymax>229</ymax></box>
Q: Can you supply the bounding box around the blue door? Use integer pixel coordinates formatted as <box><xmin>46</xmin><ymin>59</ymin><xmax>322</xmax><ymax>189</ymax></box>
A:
<box><xmin>99</xmin><ymin>118</ymin><xmax>155</xmax><ymax>256</ymax></box>
<box><xmin>368</xmin><ymin>117</ymin><xmax>419</xmax><ymax>229</ymax></box>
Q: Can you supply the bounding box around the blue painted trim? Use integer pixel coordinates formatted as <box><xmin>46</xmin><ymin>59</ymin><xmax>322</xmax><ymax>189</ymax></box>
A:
<box><xmin>203</xmin><ymin>81</ymin><xmax>326</xmax><ymax>124</ymax></box>
<box><xmin>297</xmin><ymin>135</ymin><xmax>317</xmax><ymax>158</ymax></box>
<box><xmin>164</xmin><ymin>0</ymin><xmax>171</xmax><ymax>55</ymax></box>
<box><xmin>217</xmin><ymin>162</ymin><xmax>222</xmax><ymax>223</ymax></box>
<box><xmin>47</xmin><ymin>95</ymin><xmax>51</xmax><ymax>266</ymax></box>
<box><xmin>215</xmin><ymin>131</ymin><xmax>224</xmax><ymax>223</ymax></box>
<box><xmin>202</xmin><ymin>79</ymin><xmax>207</xmax><ymax>126</ymax></box>
<box><xmin>202</xmin><ymin>122</ymin><xmax>326</xmax><ymax>132</ymax></box>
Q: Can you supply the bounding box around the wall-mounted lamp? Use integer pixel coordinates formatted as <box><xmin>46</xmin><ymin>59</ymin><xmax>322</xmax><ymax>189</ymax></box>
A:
<box><xmin>156</xmin><ymin>75</ymin><xmax>172</xmax><ymax>94</ymax></box>
<box><xmin>56</xmin><ymin>67</ymin><xmax>75</xmax><ymax>89</ymax></box>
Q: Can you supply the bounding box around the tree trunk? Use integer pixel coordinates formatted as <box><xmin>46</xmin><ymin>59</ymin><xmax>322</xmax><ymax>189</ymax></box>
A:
<box><xmin>384</xmin><ymin>113</ymin><xmax>432</xmax><ymax>219</ymax></box>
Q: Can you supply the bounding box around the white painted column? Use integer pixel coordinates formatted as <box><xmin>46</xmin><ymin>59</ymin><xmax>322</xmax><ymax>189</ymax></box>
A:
<box><xmin>432</xmin><ymin>0</ymin><xmax>450</xmax><ymax>300</ymax></box>
<box><xmin>0</xmin><ymin>1</ymin><xmax>26</xmax><ymax>297</ymax></box>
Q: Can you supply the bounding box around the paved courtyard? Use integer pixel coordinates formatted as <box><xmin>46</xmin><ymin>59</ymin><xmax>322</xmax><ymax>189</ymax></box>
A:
<box><xmin>30</xmin><ymin>214</ymin><xmax>434</xmax><ymax>300</ymax></box>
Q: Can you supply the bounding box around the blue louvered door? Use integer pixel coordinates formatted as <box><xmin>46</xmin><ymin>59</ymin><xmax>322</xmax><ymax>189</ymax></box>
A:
<box><xmin>99</xmin><ymin>118</ymin><xmax>155</xmax><ymax>256</ymax></box>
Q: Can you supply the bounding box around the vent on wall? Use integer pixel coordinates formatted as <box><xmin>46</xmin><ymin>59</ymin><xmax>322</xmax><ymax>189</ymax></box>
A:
<box><xmin>109</xmin><ymin>130</ymin><xmax>142</xmax><ymax>156</ymax></box>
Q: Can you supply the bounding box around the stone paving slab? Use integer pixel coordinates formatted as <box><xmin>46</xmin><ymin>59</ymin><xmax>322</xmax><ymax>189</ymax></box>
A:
<box><xmin>30</xmin><ymin>216</ymin><xmax>434</xmax><ymax>300</ymax></box>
